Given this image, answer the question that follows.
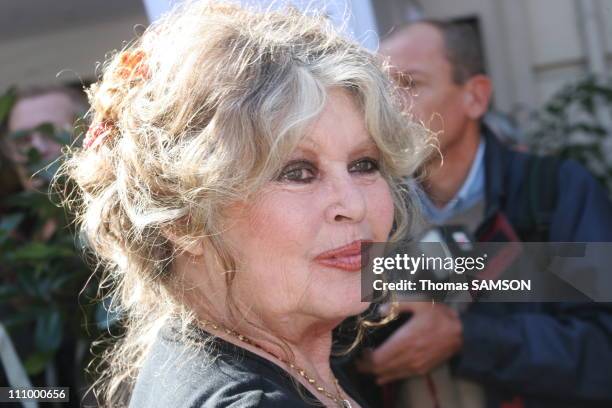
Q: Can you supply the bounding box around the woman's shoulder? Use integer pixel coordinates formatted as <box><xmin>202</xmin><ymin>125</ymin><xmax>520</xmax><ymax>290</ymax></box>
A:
<box><xmin>128</xmin><ymin>322</ymin><xmax>315</xmax><ymax>408</ymax></box>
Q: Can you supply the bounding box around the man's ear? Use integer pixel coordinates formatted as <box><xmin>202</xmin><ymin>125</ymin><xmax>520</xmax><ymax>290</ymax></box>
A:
<box><xmin>462</xmin><ymin>74</ymin><xmax>492</xmax><ymax>120</ymax></box>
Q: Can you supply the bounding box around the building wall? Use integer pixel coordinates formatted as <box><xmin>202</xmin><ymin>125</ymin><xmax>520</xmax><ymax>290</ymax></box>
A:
<box><xmin>373</xmin><ymin>0</ymin><xmax>612</xmax><ymax>117</ymax></box>
<box><xmin>2</xmin><ymin>0</ymin><xmax>610</xmax><ymax>118</ymax></box>
<box><xmin>0</xmin><ymin>14</ymin><xmax>148</xmax><ymax>91</ymax></box>
<box><xmin>600</xmin><ymin>0</ymin><xmax>612</xmax><ymax>56</ymax></box>
<box><xmin>525</xmin><ymin>0</ymin><xmax>586</xmax><ymax>105</ymax></box>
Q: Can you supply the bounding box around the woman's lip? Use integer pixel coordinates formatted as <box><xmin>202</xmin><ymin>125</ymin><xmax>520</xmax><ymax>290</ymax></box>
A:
<box><xmin>315</xmin><ymin>255</ymin><xmax>363</xmax><ymax>272</ymax></box>
<box><xmin>314</xmin><ymin>239</ymin><xmax>372</xmax><ymax>272</ymax></box>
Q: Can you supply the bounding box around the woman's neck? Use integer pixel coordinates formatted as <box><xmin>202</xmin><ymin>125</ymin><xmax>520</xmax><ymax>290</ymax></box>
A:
<box><xmin>201</xmin><ymin>312</ymin><xmax>356</xmax><ymax>407</ymax></box>
<box><xmin>242</xmin><ymin>315</ymin><xmax>339</xmax><ymax>389</ymax></box>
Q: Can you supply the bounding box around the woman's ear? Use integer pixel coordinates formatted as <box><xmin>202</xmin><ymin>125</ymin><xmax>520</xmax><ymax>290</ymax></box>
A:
<box><xmin>463</xmin><ymin>74</ymin><xmax>492</xmax><ymax>120</ymax></box>
<box><xmin>164</xmin><ymin>228</ymin><xmax>206</xmax><ymax>257</ymax></box>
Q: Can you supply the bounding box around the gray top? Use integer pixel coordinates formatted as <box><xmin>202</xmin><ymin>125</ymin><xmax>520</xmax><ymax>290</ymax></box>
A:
<box><xmin>129</xmin><ymin>320</ymin><xmax>368</xmax><ymax>408</ymax></box>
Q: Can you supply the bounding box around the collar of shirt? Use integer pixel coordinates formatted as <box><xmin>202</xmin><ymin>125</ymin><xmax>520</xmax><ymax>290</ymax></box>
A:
<box><xmin>414</xmin><ymin>138</ymin><xmax>486</xmax><ymax>225</ymax></box>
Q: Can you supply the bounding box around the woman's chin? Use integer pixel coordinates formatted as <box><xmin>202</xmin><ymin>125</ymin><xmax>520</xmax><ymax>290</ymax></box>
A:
<box><xmin>318</xmin><ymin>291</ymin><xmax>371</xmax><ymax>322</ymax></box>
<box><xmin>348</xmin><ymin>299</ymin><xmax>372</xmax><ymax>316</ymax></box>
<box><xmin>339</xmin><ymin>278</ymin><xmax>371</xmax><ymax>314</ymax></box>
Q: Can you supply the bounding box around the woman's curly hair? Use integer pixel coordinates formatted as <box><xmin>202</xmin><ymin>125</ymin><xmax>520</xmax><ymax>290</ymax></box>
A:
<box><xmin>55</xmin><ymin>1</ymin><xmax>433</xmax><ymax>406</ymax></box>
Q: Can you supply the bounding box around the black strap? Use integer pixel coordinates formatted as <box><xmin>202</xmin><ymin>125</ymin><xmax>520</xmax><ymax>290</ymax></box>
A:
<box><xmin>517</xmin><ymin>155</ymin><xmax>561</xmax><ymax>241</ymax></box>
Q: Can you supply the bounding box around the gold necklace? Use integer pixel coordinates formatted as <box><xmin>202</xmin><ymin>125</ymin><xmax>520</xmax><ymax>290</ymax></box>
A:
<box><xmin>199</xmin><ymin>320</ymin><xmax>352</xmax><ymax>408</ymax></box>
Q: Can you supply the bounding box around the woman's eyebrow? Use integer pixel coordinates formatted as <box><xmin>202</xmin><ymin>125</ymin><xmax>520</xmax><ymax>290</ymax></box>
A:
<box><xmin>290</xmin><ymin>137</ymin><xmax>378</xmax><ymax>159</ymax></box>
<box><xmin>351</xmin><ymin>139</ymin><xmax>379</xmax><ymax>154</ymax></box>
<box><xmin>287</xmin><ymin>145</ymin><xmax>317</xmax><ymax>161</ymax></box>
<box><xmin>297</xmin><ymin>135</ymin><xmax>319</xmax><ymax>150</ymax></box>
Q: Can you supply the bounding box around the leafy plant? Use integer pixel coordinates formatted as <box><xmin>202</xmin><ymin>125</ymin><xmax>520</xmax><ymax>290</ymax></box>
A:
<box><xmin>0</xmin><ymin>87</ymin><xmax>110</xmax><ymax>404</ymax></box>
<box><xmin>525</xmin><ymin>75</ymin><xmax>612</xmax><ymax>196</ymax></box>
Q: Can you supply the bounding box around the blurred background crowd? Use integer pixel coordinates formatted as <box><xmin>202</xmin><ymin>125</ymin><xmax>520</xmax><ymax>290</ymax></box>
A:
<box><xmin>1</xmin><ymin>0</ymin><xmax>612</xmax><ymax>407</ymax></box>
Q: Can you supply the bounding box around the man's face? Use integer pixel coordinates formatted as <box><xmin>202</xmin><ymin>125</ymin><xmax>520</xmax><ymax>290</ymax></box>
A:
<box><xmin>6</xmin><ymin>91</ymin><xmax>83</xmax><ymax>189</ymax></box>
<box><xmin>381</xmin><ymin>23</ymin><xmax>470</xmax><ymax>153</ymax></box>
<box><xmin>7</xmin><ymin>92</ymin><xmax>78</xmax><ymax>164</ymax></box>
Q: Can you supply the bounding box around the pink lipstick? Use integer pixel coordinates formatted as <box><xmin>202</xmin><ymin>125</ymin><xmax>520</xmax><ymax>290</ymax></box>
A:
<box><xmin>314</xmin><ymin>239</ymin><xmax>371</xmax><ymax>272</ymax></box>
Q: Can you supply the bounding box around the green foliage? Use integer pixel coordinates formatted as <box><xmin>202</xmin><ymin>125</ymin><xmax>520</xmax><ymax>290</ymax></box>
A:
<box><xmin>526</xmin><ymin>75</ymin><xmax>612</xmax><ymax>196</ymax></box>
<box><xmin>0</xmin><ymin>87</ymin><xmax>108</xmax><ymax>380</ymax></box>
<box><xmin>0</xmin><ymin>87</ymin><xmax>16</xmax><ymax>124</ymax></box>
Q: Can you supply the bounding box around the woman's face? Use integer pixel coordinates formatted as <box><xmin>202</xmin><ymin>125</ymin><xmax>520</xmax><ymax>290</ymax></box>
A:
<box><xmin>223</xmin><ymin>89</ymin><xmax>395</xmax><ymax>327</ymax></box>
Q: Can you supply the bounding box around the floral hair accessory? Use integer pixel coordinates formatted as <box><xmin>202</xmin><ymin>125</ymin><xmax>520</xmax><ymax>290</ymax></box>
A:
<box><xmin>83</xmin><ymin>120</ymin><xmax>114</xmax><ymax>150</ymax></box>
<box><xmin>116</xmin><ymin>50</ymin><xmax>150</xmax><ymax>81</ymax></box>
<box><xmin>82</xmin><ymin>50</ymin><xmax>151</xmax><ymax>150</ymax></box>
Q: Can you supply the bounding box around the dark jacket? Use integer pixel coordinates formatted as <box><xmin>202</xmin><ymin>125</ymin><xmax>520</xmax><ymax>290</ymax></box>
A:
<box><xmin>453</xmin><ymin>128</ymin><xmax>612</xmax><ymax>407</ymax></box>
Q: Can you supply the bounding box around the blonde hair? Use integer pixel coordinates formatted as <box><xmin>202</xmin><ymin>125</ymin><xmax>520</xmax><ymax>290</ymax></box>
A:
<box><xmin>57</xmin><ymin>1</ymin><xmax>432</xmax><ymax>406</ymax></box>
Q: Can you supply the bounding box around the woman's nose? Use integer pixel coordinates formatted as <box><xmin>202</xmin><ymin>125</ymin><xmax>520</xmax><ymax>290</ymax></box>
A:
<box><xmin>324</xmin><ymin>171</ymin><xmax>367</xmax><ymax>224</ymax></box>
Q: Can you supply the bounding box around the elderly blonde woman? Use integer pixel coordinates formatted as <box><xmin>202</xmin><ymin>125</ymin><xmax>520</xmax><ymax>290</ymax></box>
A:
<box><xmin>59</xmin><ymin>1</ymin><xmax>429</xmax><ymax>407</ymax></box>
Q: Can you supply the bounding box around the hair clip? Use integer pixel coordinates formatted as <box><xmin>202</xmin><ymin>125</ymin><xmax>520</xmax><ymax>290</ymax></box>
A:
<box><xmin>83</xmin><ymin>120</ymin><xmax>114</xmax><ymax>150</ymax></box>
<box><xmin>116</xmin><ymin>50</ymin><xmax>150</xmax><ymax>81</ymax></box>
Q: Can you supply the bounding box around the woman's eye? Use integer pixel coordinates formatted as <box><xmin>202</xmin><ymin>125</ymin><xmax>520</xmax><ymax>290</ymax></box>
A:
<box><xmin>350</xmin><ymin>158</ymin><xmax>379</xmax><ymax>174</ymax></box>
<box><xmin>395</xmin><ymin>73</ymin><xmax>412</xmax><ymax>89</ymax></box>
<box><xmin>277</xmin><ymin>162</ymin><xmax>317</xmax><ymax>183</ymax></box>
